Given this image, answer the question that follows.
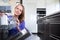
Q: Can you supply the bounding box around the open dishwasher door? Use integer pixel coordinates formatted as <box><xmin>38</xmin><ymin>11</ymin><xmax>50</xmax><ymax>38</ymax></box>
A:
<box><xmin>7</xmin><ymin>28</ymin><xmax>31</xmax><ymax>40</ymax></box>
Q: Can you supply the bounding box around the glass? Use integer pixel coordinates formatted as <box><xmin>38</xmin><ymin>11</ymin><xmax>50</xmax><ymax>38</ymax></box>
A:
<box><xmin>8</xmin><ymin>16</ymin><xmax>17</xmax><ymax>30</ymax></box>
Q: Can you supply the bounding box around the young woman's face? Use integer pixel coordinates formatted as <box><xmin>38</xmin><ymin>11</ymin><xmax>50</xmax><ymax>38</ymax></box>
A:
<box><xmin>14</xmin><ymin>5</ymin><xmax>23</xmax><ymax>16</ymax></box>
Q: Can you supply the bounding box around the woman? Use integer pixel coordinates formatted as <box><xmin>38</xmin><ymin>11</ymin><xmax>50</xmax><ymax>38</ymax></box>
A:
<box><xmin>0</xmin><ymin>4</ymin><xmax>30</xmax><ymax>40</ymax></box>
<box><xmin>8</xmin><ymin>4</ymin><xmax>25</xmax><ymax>36</ymax></box>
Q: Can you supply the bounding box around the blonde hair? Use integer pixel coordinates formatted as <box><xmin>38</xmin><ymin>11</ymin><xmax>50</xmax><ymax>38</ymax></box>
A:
<box><xmin>15</xmin><ymin>4</ymin><xmax>25</xmax><ymax>23</ymax></box>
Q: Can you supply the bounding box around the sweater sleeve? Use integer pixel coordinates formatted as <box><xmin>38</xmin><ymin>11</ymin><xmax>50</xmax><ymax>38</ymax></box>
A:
<box><xmin>19</xmin><ymin>20</ymin><xmax>25</xmax><ymax>30</ymax></box>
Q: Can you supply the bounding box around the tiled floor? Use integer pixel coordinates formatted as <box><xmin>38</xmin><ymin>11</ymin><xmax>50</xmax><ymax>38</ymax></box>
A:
<box><xmin>25</xmin><ymin>34</ymin><xmax>41</xmax><ymax>40</ymax></box>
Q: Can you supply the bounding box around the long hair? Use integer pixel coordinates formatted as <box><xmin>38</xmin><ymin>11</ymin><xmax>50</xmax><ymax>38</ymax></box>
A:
<box><xmin>15</xmin><ymin>4</ymin><xmax>25</xmax><ymax>23</ymax></box>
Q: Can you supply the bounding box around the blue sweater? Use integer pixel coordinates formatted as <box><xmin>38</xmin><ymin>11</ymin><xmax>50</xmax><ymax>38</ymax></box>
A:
<box><xmin>8</xmin><ymin>16</ymin><xmax>25</xmax><ymax>36</ymax></box>
<box><xmin>8</xmin><ymin>20</ymin><xmax>25</xmax><ymax>36</ymax></box>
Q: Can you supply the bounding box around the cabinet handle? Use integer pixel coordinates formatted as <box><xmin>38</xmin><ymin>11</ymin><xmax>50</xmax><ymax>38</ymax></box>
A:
<box><xmin>50</xmin><ymin>35</ymin><xmax>59</xmax><ymax>40</ymax></box>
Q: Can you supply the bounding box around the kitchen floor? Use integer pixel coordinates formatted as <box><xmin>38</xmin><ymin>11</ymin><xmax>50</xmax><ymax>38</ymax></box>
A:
<box><xmin>25</xmin><ymin>34</ymin><xmax>41</xmax><ymax>40</ymax></box>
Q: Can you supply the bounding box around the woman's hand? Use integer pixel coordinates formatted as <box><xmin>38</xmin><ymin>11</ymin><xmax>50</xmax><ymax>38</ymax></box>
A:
<box><xmin>16</xmin><ymin>19</ymin><xmax>20</xmax><ymax>32</ymax></box>
<box><xmin>0</xmin><ymin>13</ymin><xmax>3</xmax><ymax>17</ymax></box>
<box><xmin>0</xmin><ymin>13</ymin><xmax>5</xmax><ymax>17</ymax></box>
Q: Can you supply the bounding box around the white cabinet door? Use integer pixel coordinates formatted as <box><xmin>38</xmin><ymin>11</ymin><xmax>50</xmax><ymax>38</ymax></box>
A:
<box><xmin>23</xmin><ymin>0</ymin><xmax>37</xmax><ymax>33</ymax></box>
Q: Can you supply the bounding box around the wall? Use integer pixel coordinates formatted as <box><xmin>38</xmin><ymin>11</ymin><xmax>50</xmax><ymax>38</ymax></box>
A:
<box><xmin>37</xmin><ymin>0</ymin><xmax>46</xmax><ymax>8</ymax></box>
<box><xmin>46</xmin><ymin>0</ymin><xmax>60</xmax><ymax>16</ymax></box>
